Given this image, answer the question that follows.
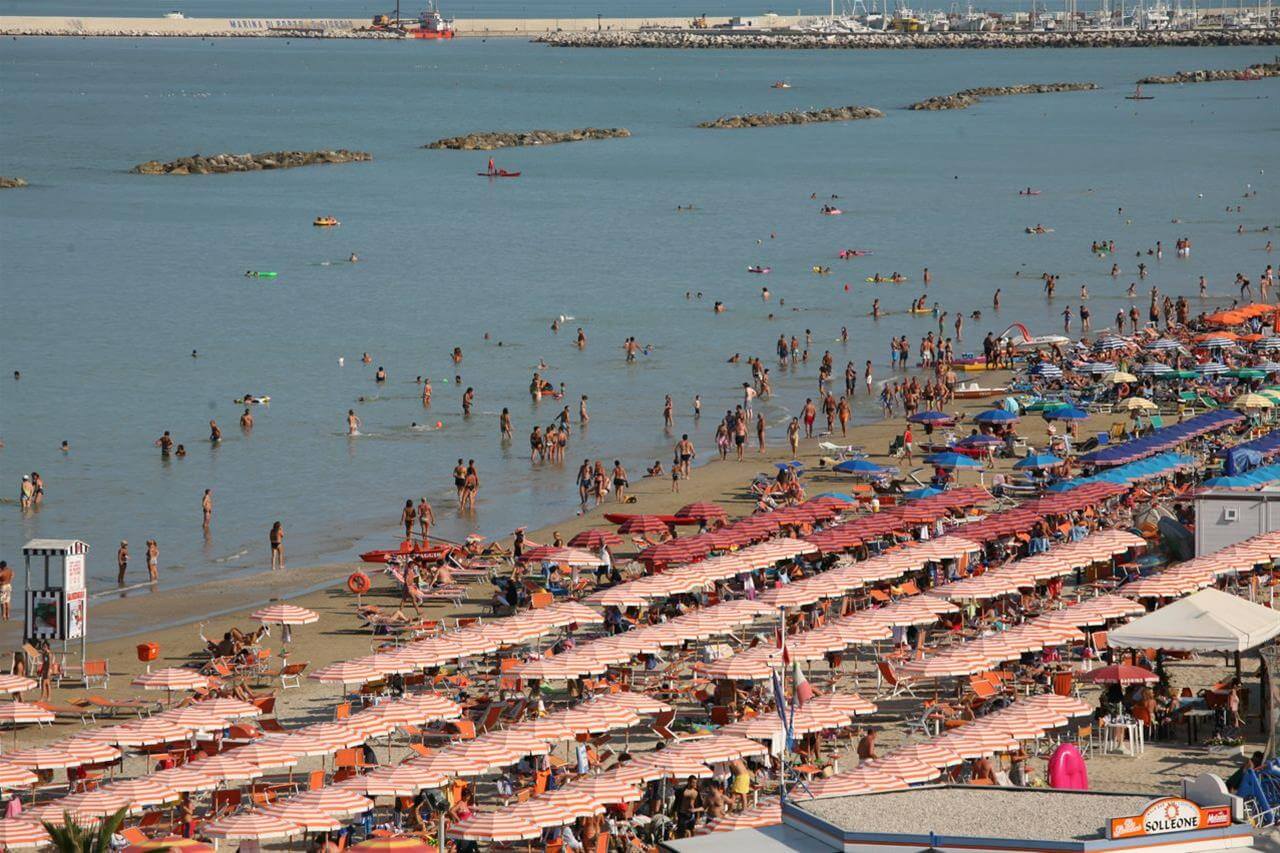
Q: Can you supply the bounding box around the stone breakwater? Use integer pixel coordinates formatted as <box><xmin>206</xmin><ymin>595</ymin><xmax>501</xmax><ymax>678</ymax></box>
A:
<box><xmin>1138</xmin><ymin>61</ymin><xmax>1280</xmax><ymax>84</ymax></box>
<box><xmin>0</xmin><ymin>177</ymin><xmax>28</xmax><ymax>189</ymax></box>
<box><xmin>132</xmin><ymin>150</ymin><xmax>372</xmax><ymax>175</ymax></box>
<box><xmin>906</xmin><ymin>82</ymin><xmax>1098</xmax><ymax>110</ymax></box>
<box><xmin>538</xmin><ymin>29</ymin><xmax>1280</xmax><ymax>49</ymax></box>
<box><xmin>698</xmin><ymin>105</ymin><xmax>884</xmax><ymax>128</ymax></box>
<box><xmin>425</xmin><ymin>128</ymin><xmax>631</xmax><ymax>150</ymax></box>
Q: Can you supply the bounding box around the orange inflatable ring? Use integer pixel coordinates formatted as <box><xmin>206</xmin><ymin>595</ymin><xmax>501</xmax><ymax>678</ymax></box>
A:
<box><xmin>347</xmin><ymin>571</ymin><xmax>371</xmax><ymax>595</ymax></box>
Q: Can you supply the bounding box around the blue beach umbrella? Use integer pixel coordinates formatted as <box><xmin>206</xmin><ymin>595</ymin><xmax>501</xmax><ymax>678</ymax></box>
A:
<box><xmin>957</xmin><ymin>433</ymin><xmax>1002</xmax><ymax>447</ymax></box>
<box><xmin>903</xmin><ymin>486</ymin><xmax>944</xmax><ymax>500</ymax></box>
<box><xmin>1044</xmin><ymin>406</ymin><xmax>1088</xmax><ymax>421</ymax></box>
<box><xmin>1093</xmin><ymin>337</ymin><xmax>1129</xmax><ymax>352</ymax></box>
<box><xmin>1014</xmin><ymin>453</ymin><xmax>1063</xmax><ymax>469</ymax></box>
<box><xmin>923</xmin><ymin>452</ymin><xmax>983</xmax><ymax>469</ymax></box>
<box><xmin>1134</xmin><ymin>362</ymin><xmax>1173</xmax><ymax>376</ymax></box>
<box><xmin>974</xmin><ymin>409</ymin><xmax>1019</xmax><ymax>424</ymax></box>
<box><xmin>907</xmin><ymin>411</ymin><xmax>952</xmax><ymax>425</ymax></box>
<box><xmin>1254</xmin><ymin>337</ymin><xmax>1280</xmax><ymax>352</ymax></box>
<box><xmin>1256</xmin><ymin>362</ymin><xmax>1280</xmax><ymax>373</ymax></box>
<box><xmin>1145</xmin><ymin>339</ymin><xmax>1182</xmax><ymax>352</ymax></box>
<box><xmin>1028</xmin><ymin>363</ymin><xmax>1063</xmax><ymax>379</ymax></box>
<box><xmin>1080</xmin><ymin>362</ymin><xmax>1118</xmax><ymax>374</ymax></box>
<box><xmin>833</xmin><ymin>459</ymin><xmax>892</xmax><ymax>475</ymax></box>
<box><xmin>813</xmin><ymin>492</ymin><xmax>857</xmax><ymax>503</ymax></box>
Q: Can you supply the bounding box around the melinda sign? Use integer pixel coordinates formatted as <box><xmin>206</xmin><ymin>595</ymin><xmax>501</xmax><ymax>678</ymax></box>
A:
<box><xmin>1109</xmin><ymin>797</ymin><xmax>1232</xmax><ymax>839</ymax></box>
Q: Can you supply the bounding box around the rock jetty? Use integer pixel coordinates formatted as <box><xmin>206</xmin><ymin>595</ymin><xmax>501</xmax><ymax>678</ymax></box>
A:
<box><xmin>0</xmin><ymin>177</ymin><xmax>28</xmax><ymax>189</ymax></box>
<box><xmin>698</xmin><ymin>105</ymin><xmax>883</xmax><ymax>129</ymax></box>
<box><xmin>425</xmin><ymin>128</ymin><xmax>630</xmax><ymax>150</ymax></box>
<box><xmin>132</xmin><ymin>149</ymin><xmax>371</xmax><ymax>175</ymax></box>
<box><xmin>1138</xmin><ymin>61</ymin><xmax>1280</xmax><ymax>84</ymax></box>
<box><xmin>539</xmin><ymin>29</ymin><xmax>1279</xmax><ymax>50</ymax></box>
<box><xmin>907</xmin><ymin>82</ymin><xmax>1097</xmax><ymax>110</ymax></box>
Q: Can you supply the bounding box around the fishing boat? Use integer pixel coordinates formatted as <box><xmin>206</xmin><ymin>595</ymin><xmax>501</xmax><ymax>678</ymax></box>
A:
<box><xmin>478</xmin><ymin>169</ymin><xmax>521</xmax><ymax>178</ymax></box>
<box><xmin>1125</xmin><ymin>85</ymin><xmax>1155</xmax><ymax>101</ymax></box>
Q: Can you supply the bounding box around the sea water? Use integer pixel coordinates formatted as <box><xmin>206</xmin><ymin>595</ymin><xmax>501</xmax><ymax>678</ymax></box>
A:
<box><xmin>1</xmin><ymin>37</ymin><xmax>1277</xmax><ymax>593</ymax></box>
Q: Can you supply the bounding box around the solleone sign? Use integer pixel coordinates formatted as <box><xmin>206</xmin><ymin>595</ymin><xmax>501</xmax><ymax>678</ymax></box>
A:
<box><xmin>1109</xmin><ymin>797</ymin><xmax>1232</xmax><ymax>839</ymax></box>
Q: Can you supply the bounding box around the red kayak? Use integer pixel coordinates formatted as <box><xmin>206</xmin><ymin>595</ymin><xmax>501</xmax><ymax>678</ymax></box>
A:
<box><xmin>478</xmin><ymin>170</ymin><xmax>521</xmax><ymax>178</ymax></box>
<box><xmin>603</xmin><ymin>513</ymin><xmax>702</xmax><ymax>526</ymax></box>
<box><xmin>360</xmin><ymin>541</ymin><xmax>455</xmax><ymax>564</ymax></box>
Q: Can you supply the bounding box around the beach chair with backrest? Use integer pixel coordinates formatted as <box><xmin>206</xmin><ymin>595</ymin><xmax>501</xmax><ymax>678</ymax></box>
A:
<box><xmin>875</xmin><ymin>661</ymin><xmax>918</xmax><ymax>699</ymax></box>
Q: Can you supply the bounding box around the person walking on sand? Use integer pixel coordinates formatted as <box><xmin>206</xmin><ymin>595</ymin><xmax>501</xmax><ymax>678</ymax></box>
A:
<box><xmin>802</xmin><ymin>398</ymin><xmax>817</xmax><ymax>438</ymax></box>
<box><xmin>145</xmin><ymin>539</ymin><xmax>159</xmax><ymax>582</ymax></box>
<box><xmin>37</xmin><ymin>640</ymin><xmax>52</xmax><ymax>702</ymax></box>
<box><xmin>0</xmin><ymin>561</ymin><xmax>12</xmax><ymax>622</ymax></box>
<box><xmin>757</xmin><ymin>413</ymin><xmax>766</xmax><ymax>452</ymax></box>
<box><xmin>202</xmin><ymin>489</ymin><xmax>213</xmax><ymax>528</ymax></box>
<box><xmin>117</xmin><ymin>540</ymin><xmax>128</xmax><ymax>584</ymax></box>
<box><xmin>417</xmin><ymin>497</ymin><xmax>434</xmax><ymax>540</ymax></box>
<box><xmin>676</xmin><ymin>435</ymin><xmax>695</xmax><ymax>478</ymax></box>
<box><xmin>734</xmin><ymin>412</ymin><xmax>748</xmax><ymax>461</ymax></box>
<box><xmin>401</xmin><ymin>499</ymin><xmax>416</xmax><ymax>538</ymax></box>
<box><xmin>787</xmin><ymin>417</ymin><xmax>801</xmax><ymax>458</ymax></box>
<box><xmin>346</xmin><ymin>409</ymin><xmax>361</xmax><ymax>436</ymax></box>
<box><xmin>903</xmin><ymin>426</ymin><xmax>914</xmax><ymax>463</ymax></box>
<box><xmin>270</xmin><ymin>522</ymin><xmax>284</xmax><ymax>570</ymax></box>
<box><xmin>612</xmin><ymin>460</ymin><xmax>629</xmax><ymax>501</ymax></box>
<box><xmin>837</xmin><ymin>396</ymin><xmax>850</xmax><ymax>437</ymax></box>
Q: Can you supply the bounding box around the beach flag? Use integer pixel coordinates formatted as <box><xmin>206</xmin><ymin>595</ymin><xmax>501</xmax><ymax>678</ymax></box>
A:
<box><xmin>792</xmin><ymin>660</ymin><xmax>813</xmax><ymax>707</ymax></box>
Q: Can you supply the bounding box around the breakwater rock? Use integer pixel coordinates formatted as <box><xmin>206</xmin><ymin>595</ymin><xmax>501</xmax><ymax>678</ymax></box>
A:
<box><xmin>538</xmin><ymin>29</ymin><xmax>1280</xmax><ymax>49</ymax></box>
<box><xmin>132</xmin><ymin>149</ymin><xmax>372</xmax><ymax>175</ymax></box>
<box><xmin>698</xmin><ymin>105</ymin><xmax>883</xmax><ymax>129</ymax></box>
<box><xmin>425</xmin><ymin>128</ymin><xmax>631</xmax><ymax>150</ymax></box>
<box><xmin>0</xmin><ymin>177</ymin><xmax>28</xmax><ymax>189</ymax></box>
<box><xmin>907</xmin><ymin>82</ymin><xmax>1097</xmax><ymax>110</ymax></box>
<box><xmin>1138</xmin><ymin>61</ymin><xmax>1280</xmax><ymax>84</ymax></box>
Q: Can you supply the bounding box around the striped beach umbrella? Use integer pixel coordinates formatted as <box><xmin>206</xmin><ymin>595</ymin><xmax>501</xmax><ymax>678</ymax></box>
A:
<box><xmin>308</xmin><ymin>661</ymin><xmax>380</xmax><ymax>685</ymax></box>
<box><xmin>102</xmin><ymin>777</ymin><xmax>180</xmax><ymax>810</ymax></box>
<box><xmin>225</xmin><ymin>740</ymin><xmax>299</xmax><ymax>770</ymax></box>
<box><xmin>889</xmin><ymin>741</ymin><xmax>964</xmax><ymax>768</ymax></box>
<box><xmin>448</xmin><ymin>812</ymin><xmax>541</xmax><ymax>843</ymax></box>
<box><xmin>55</xmin><ymin>737</ymin><xmax>122</xmax><ymax>766</ymax></box>
<box><xmin>538</xmin><ymin>788</ymin><xmax>607</xmax><ymax>818</ymax></box>
<box><xmin>553</xmin><ymin>704</ymin><xmax>640</xmax><ymax>734</ymax></box>
<box><xmin>0</xmin><ymin>819</ymin><xmax>50</xmax><ymax>848</ymax></box>
<box><xmin>260</xmin><ymin>801</ymin><xmax>342</xmax><ymax>832</ymax></box>
<box><xmin>124</xmin><ymin>837</ymin><xmax>213</xmax><ymax>853</ymax></box>
<box><xmin>349</xmin><ymin>839</ymin><xmax>433</xmax><ymax>853</ymax></box>
<box><xmin>605</xmin><ymin>754</ymin><xmax>714</xmax><ymax>785</ymax></box>
<box><xmin>594</xmin><ymin>692</ymin><xmax>672</xmax><ymax>716</ymax></box>
<box><xmin>563</xmin><ymin>777</ymin><xmax>644</xmax><ymax>805</ymax></box>
<box><xmin>1255</xmin><ymin>337</ymin><xmax>1280</xmax><ymax>351</ymax></box>
<box><xmin>701</xmin><ymin>802</ymin><xmax>782</xmax><ymax>832</ymax></box>
<box><xmin>409</xmin><ymin>750</ymin><xmax>487</xmax><ymax>778</ymax></box>
<box><xmin>1145</xmin><ymin>339</ymin><xmax>1182</xmax><ymax>351</ymax></box>
<box><xmin>190</xmin><ymin>697</ymin><xmax>262</xmax><ymax>719</ymax></box>
<box><xmin>149</xmin><ymin>766</ymin><xmax>220</xmax><ymax>793</ymax></box>
<box><xmin>50</xmin><ymin>790</ymin><xmax>131</xmax><ymax>819</ymax></box>
<box><xmin>131</xmin><ymin>668</ymin><xmax>209</xmax><ymax>692</ymax></box>
<box><xmin>475</xmin><ymin>730</ymin><xmax>551</xmax><ymax>758</ymax></box>
<box><xmin>665</xmin><ymin>736</ymin><xmax>768</xmax><ymax>764</ymax></box>
<box><xmin>203</xmin><ymin>812</ymin><xmax>302</xmax><ymax>842</ymax></box>
<box><xmin>615</xmin><ymin>515</ymin><xmax>670</xmax><ymax>535</ymax></box>
<box><xmin>507</xmin><ymin>799</ymin><xmax>577</xmax><ymax>829</ymax></box>
<box><xmin>1134</xmin><ymin>362</ymin><xmax>1172</xmax><ymax>375</ymax></box>
<box><xmin>251</xmin><ymin>603</ymin><xmax>320</xmax><ymax>625</ymax></box>
<box><xmin>567</xmin><ymin>529</ymin><xmax>623</xmax><ymax>549</ymax></box>
<box><xmin>1195</xmin><ymin>361</ymin><xmax>1229</xmax><ymax>375</ymax></box>
<box><xmin>796</xmin><ymin>766</ymin><xmax>905</xmax><ymax>798</ymax></box>
<box><xmin>509</xmin><ymin>717</ymin><xmax>575</xmax><ymax>742</ymax></box>
<box><xmin>298</xmin><ymin>722</ymin><xmax>368</xmax><ymax>751</ymax></box>
<box><xmin>86</xmin><ymin>719</ymin><xmax>193</xmax><ymax>748</ymax></box>
<box><xmin>156</xmin><ymin>705</ymin><xmax>230</xmax><ymax>733</ymax></box>
<box><xmin>343</xmin><ymin>711</ymin><xmax>398</xmax><ymax>739</ymax></box>
<box><xmin>806</xmin><ymin>693</ymin><xmax>877</xmax><ymax>716</ymax></box>
<box><xmin>0</xmin><ymin>702</ymin><xmax>53</xmax><ymax>727</ymax></box>
<box><xmin>258</xmin><ymin>732</ymin><xmax>334</xmax><ymax>758</ymax></box>
<box><xmin>0</xmin><ymin>761</ymin><xmax>39</xmax><ymax>789</ymax></box>
<box><xmin>864</xmin><ymin>754</ymin><xmax>942</xmax><ymax>784</ymax></box>
<box><xmin>287</xmin><ymin>788</ymin><xmax>375</xmax><ymax>819</ymax></box>
<box><xmin>1027</xmin><ymin>363</ymin><xmax>1062</xmax><ymax>379</ymax></box>
<box><xmin>185</xmin><ymin>753</ymin><xmax>262</xmax><ymax>784</ymax></box>
<box><xmin>0</xmin><ymin>747</ymin><xmax>81</xmax><ymax>770</ymax></box>
<box><xmin>441</xmin><ymin>739</ymin><xmax>519</xmax><ymax>770</ymax></box>
<box><xmin>675</xmin><ymin>502</ymin><xmax>729</xmax><ymax>524</ymax></box>
<box><xmin>0</xmin><ymin>676</ymin><xmax>37</xmax><ymax>695</ymax></box>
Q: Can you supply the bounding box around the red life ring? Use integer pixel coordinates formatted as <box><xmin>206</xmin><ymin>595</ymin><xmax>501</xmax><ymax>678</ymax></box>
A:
<box><xmin>347</xmin><ymin>572</ymin><xmax>371</xmax><ymax>595</ymax></box>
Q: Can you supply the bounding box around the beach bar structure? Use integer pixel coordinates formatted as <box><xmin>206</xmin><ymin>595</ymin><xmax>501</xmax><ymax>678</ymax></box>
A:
<box><xmin>663</xmin><ymin>777</ymin><xmax>1257</xmax><ymax>853</ymax></box>
<box><xmin>21</xmin><ymin>539</ymin><xmax>90</xmax><ymax>661</ymax></box>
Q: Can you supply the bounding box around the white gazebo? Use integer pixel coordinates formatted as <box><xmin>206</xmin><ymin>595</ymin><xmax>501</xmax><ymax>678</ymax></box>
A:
<box><xmin>1108</xmin><ymin>588</ymin><xmax>1280</xmax><ymax>652</ymax></box>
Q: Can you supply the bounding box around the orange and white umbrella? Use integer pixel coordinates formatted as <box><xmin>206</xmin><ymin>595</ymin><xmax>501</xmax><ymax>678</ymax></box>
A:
<box><xmin>864</xmin><ymin>754</ymin><xmax>942</xmax><ymax>784</ymax></box>
<box><xmin>796</xmin><ymin>766</ymin><xmax>905</xmax><ymax>798</ymax></box>
<box><xmin>560</xmin><ymin>777</ymin><xmax>643</xmax><ymax>806</ymax></box>
<box><xmin>344</xmin><ymin>712</ymin><xmax>398</xmax><ymax>739</ymax></box>
<box><xmin>447</xmin><ymin>812</ymin><xmax>541</xmax><ymax>843</ymax></box>
<box><xmin>203</xmin><ymin>812</ymin><xmax>302</xmax><ymax>842</ymax></box>
<box><xmin>354</xmin><ymin>654</ymin><xmax>418</xmax><ymax>677</ymax></box>
<box><xmin>701</xmin><ymin>651</ymin><xmax>780</xmax><ymax>682</ymax></box>
<box><xmin>185</xmin><ymin>754</ymin><xmax>262</xmax><ymax>784</ymax></box>
<box><xmin>156</xmin><ymin>706</ymin><xmax>230</xmax><ymax>733</ymax></box>
<box><xmin>50</xmin><ymin>790</ymin><xmax>132</xmax><ymax>819</ymax></box>
<box><xmin>594</xmin><ymin>693</ymin><xmax>672</xmax><ymax>715</ymax></box>
<box><xmin>408</xmin><ymin>751</ymin><xmax>486</xmax><ymax>778</ymax></box>
<box><xmin>552</xmin><ymin>704</ymin><xmax>640</xmax><ymax>735</ymax></box>
<box><xmin>888</xmin><ymin>741</ymin><xmax>963</xmax><ymax>768</ymax></box>
<box><xmin>149</xmin><ymin>766</ymin><xmax>220</xmax><ymax>793</ymax></box>
<box><xmin>507</xmin><ymin>799</ymin><xmax>576</xmax><ymax>829</ymax></box>
<box><xmin>298</xmin><ymin>722</ymin><xmax>368</xmax><ymax>751</ymax></box>
<box><xmin>191</xmin><ymin>697</ymin><xmax>262</xmax><ymax>719</ymax></box>
<box><xmin>287</xmin><ymin>788</ymin><xmax>375</xmax><ymax>818</ymax></box>
<box><xmin>252</xmin><ymin>604</ymin><xmax>319</xmax><ymax>625</ymax></box>
<box><xmin>260</xmin><ymin>801</ymin><xmax>341</xmax><ymax>832</ymax></box>
<box><xmin>103</xmin><ymin>777</ymin><xmax>180</xmax><ymax>809</ymax></box>
<box><xmin>701</xmin><ymin>802</ymin><xmax>782</xmax><ymax>833</ymax></box>
<box><xmin>665</xmin><ymin>736</ymin><xmax>767</xmax><ymax>764</ymax></box>
<box><xmin>475</xmin><ymin>730</ymin><xmax>551</xmax><ymax>758</ymax></box>
<box><xmin>0</xmin><ymin>676</ymin><xmax>38</xmax><ymax>695</ymax></box>
<box><xmin>369</xmin><ymin>697</ymin><xmax>460</xmax><ymax>726</ymax></box>
<box><xmin>509</xmin><ymin>718</ymin><xmax>575</xmax><ymax>742</ymax></box>
<box><xmin>0</xmin><ymin>819</ymin><xmax>49</xmax><ymax>848</ymax></box>
<box><xmin>0</xmin><ymin>761</ymin><xmax>39</xmax><ymax>789</ymax></box>
<box><xmin>806</xmin><ymin>693</ymin><xmax>876</xmax><ymax>716</ymax></box>
<box><xmin>55</xmin><ymin>737</ymin><xmax>122</xmax><ymax>766</ymax></box>
<box><xmin>0</xmin><ymin>747</ymin><xmax>81</xmax><ymax>770</ymax></box>
<box><xmin>604</xmin><ymin>754</ymin><xmax>713</xmax><ymax>785</ymax></box>
<box><xmin>439</xmin><ymin>740</ymin><xmax>516</xmax><ymax>770</ymax></box>
<box><xmin>131</xmin><ymin>668</ymin><xmax>209</xmax><ymax>692</ymax></box>
<box><xmin>897</xmin><ymin>650</ymin><xmax>988</xmax><ymax>680</ymax></box>
<box><xmin>308</xmin><ymin>661</ymin><xmax>380</xmax><ymax>685</ymax></box>
<box><xmin>0</xmin><ymin>702</ymin><xmax>53</xmax><ymax>726</ymax></box>
<box><xmin>226</xmin><ymin>740</ymin><xmax>300</xmax><ymax>770</ymax></box>
<box><xmin>538</xmin><ymin>788</ymin><xmax>607</xmax><ymax>818</ymax></box>
<box><xmin>85</xmin><ymin>719</ymin><xmax>193</xmax><ymax>748</ymax></box>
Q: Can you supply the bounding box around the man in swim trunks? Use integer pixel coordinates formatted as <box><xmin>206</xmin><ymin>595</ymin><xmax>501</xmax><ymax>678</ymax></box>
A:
<box><xmin>346</xmin><ymin>410</ymin><xmax>361</xmax><ymax>436</ymax></box>
<box><xmin>270</xmin><ymin>522</ymin><xmax>284</xmax><ymax>570</ymax></box>
<box><xmin>240</xmin><ymin>408</ymin><xmax>254</xmax><ymax>430</ymax></box>
<box><xmin>453</xmin><ymin>459</ymin><xmax>467</xmax><ymax>503</ymax></box>
<box><xmin>676</xmin><ymin>435</ymin><xmax>695</xmax><ymax>478</ymax></box>
<box><xmin>0</xmin><ymin>561</ymin><xmax>11</xmax><ymax>621</ymax></box>
<box><xmin>202</xmin><ymin>489</ymin><xmax>213</xmax><ymax>528</ymax></box>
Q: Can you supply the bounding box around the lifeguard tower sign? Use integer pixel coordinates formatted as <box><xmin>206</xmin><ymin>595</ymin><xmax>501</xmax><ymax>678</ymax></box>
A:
<box><xmin>21</xmin><ymin>540</ymin><xmax>89</xmax><ymax>648</ymax></box>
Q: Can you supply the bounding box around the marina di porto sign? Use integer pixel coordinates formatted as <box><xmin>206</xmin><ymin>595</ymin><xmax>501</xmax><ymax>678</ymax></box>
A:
<box><xmin>1109</xmin><ymin>797</ymin><xmax>1232</xmax><ymax>839</ymax></box>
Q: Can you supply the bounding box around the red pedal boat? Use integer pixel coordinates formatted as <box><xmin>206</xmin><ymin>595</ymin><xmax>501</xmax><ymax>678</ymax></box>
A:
<box><xmin>360</xmin><ymin>540</ymin><xmax>455</xmax><ymax>564</ymax></box>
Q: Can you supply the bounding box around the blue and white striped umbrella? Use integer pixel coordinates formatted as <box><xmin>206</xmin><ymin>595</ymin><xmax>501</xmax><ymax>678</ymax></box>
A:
<box><xmin>1257</xmin><ymin>362</ymin><xmax>1280</xmax><ymax>373</ymax></box>
<box><xmin>1255</xmin><ymin>338</ymin><xmax>1280</xmax><ymax>352</ymax></box>
<box><xmin>1195</xmin><ymin>362</ymin><xmax>1229</xmax><ymax>376</ymax></box>
<box><xmin>1145</xmin><ymin>339</ymin><xmax>1182</xmax><ymax>351</ymax></box>
<box><xmin>1198</xmin><ymin>337</ymin><xmax>1235</xmax><ymax>349</ymax></box>
<box><xmin>1028</xmin><ymin>363</ymin><xmax>1063</xmax><ymax>379</ymax></box>
<box><xmin>1093</xmin><ymin>337</ymin><xmax>1130</xmax><ymax>352</ymax></box>
<box><xmin>1080</xmin><ymin>362</ymin><xmax>1118</xmax><ymax>374</ymax></box>
<box><xmin>1135</xmin><ymin>362</ymin><xmax>1173</xmax><ymax>375</ymax></box>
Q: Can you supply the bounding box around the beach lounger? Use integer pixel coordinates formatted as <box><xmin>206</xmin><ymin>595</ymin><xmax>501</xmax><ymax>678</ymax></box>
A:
<box><xmin>39</xmin><ymin>699</ymin><xmax>96</xmax><ymax>725</ymax></box>
<box><xmin>84</xmin><ymin>695</ymin><xmax>157</xmax><ymax>718</ymax></box>
<box><xmin>818</xmin><ymin>442</ymin><xmax>866</xmax><ymax>460</ymax></box>
<box><xmin>261</xmin><ymin>661</ymin><xmax>307</xmax><ymax>690</ymax></box>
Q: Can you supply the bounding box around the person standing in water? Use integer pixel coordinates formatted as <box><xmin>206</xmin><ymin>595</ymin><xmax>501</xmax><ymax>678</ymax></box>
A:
<box><xmin>462</xmin><ymin>387</ymin><xmax>474</xmax><ymax>417</ymax></box>
<box><xmin>117</xmin><ymin>540</ymin><xmax>128</xmax><ymax>584</ymax></box>
<box><xmin>417</xmin><ymin>497</ymin><xmax>434</xmax><ymax>540</ymax></box>
<box><xmin>209</xmin><ymin>420</ymin><xmax>222</xmax><ymax>442</ymax></box>
<box><xmin>202</xmin><ymin>489</ymin><xmax>213</xmax><ymax>529</ymax></box>
<box><xmin>145</xmin><ymin>539</ymin><xmax>159</xmax><ymax>582</ymax></box>
<box><xmin>500</xmin><ymin>408</ymin><xmax>513</xmax><ymax>440</ymax></box>
<box><xmin>346</xmin><ymin>409</ymin><xmax>361</xmax><ymax>436</ymax></box>
<box><xmin>270</xmin><ymin>522</ymin><xmax>284</xmax><ymax>570</ymax></box>
<box><xmin>401</xmin><ymin>500</ymin><xmax>416</xmax><ymax>538</ymax></box>
<box><xmin>453</xmin><ymin>459</ymin><xmax>467</xmax><ymax>503</ymax></box>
